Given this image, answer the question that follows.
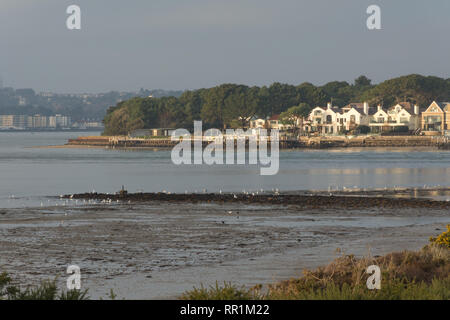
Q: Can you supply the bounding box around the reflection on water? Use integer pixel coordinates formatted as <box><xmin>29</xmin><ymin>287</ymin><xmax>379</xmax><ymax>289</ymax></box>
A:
<box><xmin>0</xmin><ymin>132</ymin><xmax>449</xmax><ymax>208</ymax></box>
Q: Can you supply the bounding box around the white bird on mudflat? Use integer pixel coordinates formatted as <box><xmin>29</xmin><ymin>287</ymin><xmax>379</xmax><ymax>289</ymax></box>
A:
<box><xmin>233</xmin><ymin>194</ymin><xmax>238</xmax><ymax>199</ymax></box>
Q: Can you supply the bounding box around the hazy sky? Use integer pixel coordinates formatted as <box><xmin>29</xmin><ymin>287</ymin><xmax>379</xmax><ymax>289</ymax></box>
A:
<box><xmin>0</xmin><ymin>0</ymin><xmax>449</xmax><ymax>93</ymax></box>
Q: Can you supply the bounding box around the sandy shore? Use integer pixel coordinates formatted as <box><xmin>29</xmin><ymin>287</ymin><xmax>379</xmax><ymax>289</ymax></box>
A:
<box><xmin>0</xmin><ymin>198</ymin><xmax>448</xmax><ymax>299</ymax></box>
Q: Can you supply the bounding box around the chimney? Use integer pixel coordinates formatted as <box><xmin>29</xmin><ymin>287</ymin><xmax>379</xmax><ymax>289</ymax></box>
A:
<box><xmin>363</xmin><ymin>102</ymin><xmax>369</xmax><ymax>115</ymax></box>
<box><xmin>327</xmin><ymin>102</ymin><xmax>332</xmax><ymax>109</ymax></box>
<box><xmin>377</xmin><ymin>105</ymin><xmax>382</xmax><ymax>112</ymax></box>
<box><xmin>414</xmin><ymin>105</ymin><xmax>420</xmax><ymax>115</ymax></box>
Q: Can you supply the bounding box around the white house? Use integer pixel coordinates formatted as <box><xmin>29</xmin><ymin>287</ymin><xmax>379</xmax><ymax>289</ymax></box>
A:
<box><xmin>339</xmin><ymin>102</ymin><xmax>372</xmax><ymax>131</ymax></box>
<box><xmin>386</xmin><ymin>102</ymin><xmax>421</xmax><ymax>130</ymax></box>
<box><xmin>250</xmin><ymin>114</ymin><xmax>291</xmax><ymax>130</ymax></box>
<box><xmin>249</xmin><ymin>117</ymin><xmax>266</xmax><ymax>129</ymax></box>
<box><xmin>308</xmin><ymin>103</ymin><xmax>343</xmax><ymax>134</ymax></box>
<box><xmin>368</xmin><ymin>105</ymin><xmax>390</xmax><ymax>133</ymax></box>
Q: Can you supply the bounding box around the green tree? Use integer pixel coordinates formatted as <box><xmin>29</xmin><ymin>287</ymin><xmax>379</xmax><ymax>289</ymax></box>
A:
<box><xmin>223</xmin><ymin>85</ymin><xmax>258</xmax><ymax>128</ymax></box>
<box><xmin>355</xmin><ymin>75</ymin><xmax>372</xmax><ymax>87</ymax></box>
<box><xmin>279</xmin><ymin>103</ymin><xmax>312</xmax><ymax>135</ymax></box>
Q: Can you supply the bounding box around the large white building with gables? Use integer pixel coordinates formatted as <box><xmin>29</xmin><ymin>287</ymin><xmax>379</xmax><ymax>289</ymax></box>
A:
<box><xmin>304</xmin><ymin>101</ymin><xmax>425</xmax><ymax>135</ymax></box>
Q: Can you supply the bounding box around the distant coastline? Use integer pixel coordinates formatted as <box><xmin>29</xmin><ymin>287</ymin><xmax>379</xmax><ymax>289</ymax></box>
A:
<box><xmin>0</xmin><ymin>128</ymin><xmax>102</xmax><ymax>133</ymax></box>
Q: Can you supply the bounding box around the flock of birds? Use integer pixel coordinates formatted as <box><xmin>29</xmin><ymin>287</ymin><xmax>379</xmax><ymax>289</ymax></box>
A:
<box><xmin>5</xmin><ymin>183</ymin><xmax>450</xmax><ymax>229</ymax></box>
<box><xmin>6</xmin><ymin>184</ymin><xmax>448</xmax><ymax>210</ymax></box>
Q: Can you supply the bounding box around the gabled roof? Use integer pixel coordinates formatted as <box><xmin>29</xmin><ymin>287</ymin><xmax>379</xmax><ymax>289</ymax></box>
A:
<box><xmin>269</xmin><ymin>114</ymin><xmax>280</xmax><ymax>121</ymax></box>
<box><xmin>389</xmin><ymin>102</ymin><xmax>414</xmax><ymax>112</ymax></box>
<box><xmin>342</xmin><ymin>103</ymin><xmax>374</xmax><ymax>115</ymax></box>
<box><xmin>330</xmin><ymin>106</ymin><xmax>340</xmax><ymax>112</ymax></box>
<box><xmin>342</xmin><ymin>103</ymin><xmax>364</xmax><ymax>111</ymax></box>
<box><xmin>424</xmin><ymin>101</ymin><xmax>447</xmax><ymax>113</ymax></box>
<box><xmin>373</xmin><ymin>108</ymin><xmax>389</xmax><ymax>116</ymax></box>
<box><xmin>435</xmin><ymin>102</ymin><xmax>450</xmax><ymax>111</ymax></box>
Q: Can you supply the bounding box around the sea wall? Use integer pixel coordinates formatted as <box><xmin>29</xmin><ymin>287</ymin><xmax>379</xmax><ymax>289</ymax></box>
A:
<box><xmin>66</xmin><ymin>135</ymin><xmax>448</xmax><ymax>149</ymax></box>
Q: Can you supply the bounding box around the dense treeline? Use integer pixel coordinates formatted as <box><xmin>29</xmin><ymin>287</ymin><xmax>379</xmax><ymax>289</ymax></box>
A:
<box><xmin>103</xmin><ymin>74</ymin><xmax>450</xmax><ymax>135</ymax></box>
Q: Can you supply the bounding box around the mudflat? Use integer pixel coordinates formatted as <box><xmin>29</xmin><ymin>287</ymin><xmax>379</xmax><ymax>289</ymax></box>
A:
<box><xmin>1</xmin><ymin>194</ymin><xmax>448</xmax><ymax>299</ymax></box>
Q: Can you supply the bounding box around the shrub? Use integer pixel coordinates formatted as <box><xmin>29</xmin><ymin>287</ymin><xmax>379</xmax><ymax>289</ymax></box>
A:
<box><xmin>182</xmin><ymin>237</ymin><xmax>450</xmax><ymax>300</ymax></box>
<box><xmin>355</xmin><ymin>125</ymin><xmax>370</xmax><ymax>134</ymax></box>
<box><xmin>0</xmin><ymin>273</ymin><xmax>89</xmax><ymax>300</ymax></box>
<box><xmin>430</xmin><ymin>225</ymin><xmax>450</xmax><ymax>248</ymax></box>
<box><xmin>181</xmin><ymin>282</ymin><xmax>255</xmax><ymax>300</ymax></box>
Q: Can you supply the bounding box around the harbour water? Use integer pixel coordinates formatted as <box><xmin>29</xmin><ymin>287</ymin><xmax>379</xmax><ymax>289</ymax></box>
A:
<box><xmin>1</xmin><ymin>131</ymin><xmax>450</xmax><ymax>208</ymax></box>
<box><xmin>0</xmin><ymin>131</ymin><xmax>449</xmax><ymax>298</ymax></box>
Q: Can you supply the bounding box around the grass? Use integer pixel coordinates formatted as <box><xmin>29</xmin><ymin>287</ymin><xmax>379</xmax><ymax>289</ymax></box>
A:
<box><xmin>0</xmin><ymin>273</ymin><xmax>89</xmax><ymax>300</ymax></box>
<box><xmin>182</xmin><ymin>227</ymin><xmax>450</xmax><ymax>300</ymax></box>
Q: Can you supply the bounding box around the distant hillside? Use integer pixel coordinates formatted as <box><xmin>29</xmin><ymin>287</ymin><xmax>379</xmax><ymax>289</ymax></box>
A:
<box><xmin>0</xmin><ymin>88</ymin><xmax>183</xmax><ymax>121</ymax></box>
<box><xmin>102</xmin><ymin>74</ymin><xmax>450</xmax><ymax>135</ymax></box>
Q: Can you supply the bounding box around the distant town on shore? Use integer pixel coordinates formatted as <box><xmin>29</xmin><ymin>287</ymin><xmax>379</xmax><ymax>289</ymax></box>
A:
<box><xmin>0</xmin><ymin>82</ymin><xmax>182</xmax><ymax>131</ymax></box>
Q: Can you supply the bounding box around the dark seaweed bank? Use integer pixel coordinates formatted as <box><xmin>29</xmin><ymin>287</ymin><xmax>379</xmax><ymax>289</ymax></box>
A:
<box><xmin>64</xmin><ymin>191</ymin><xmax>450</xmax><ymax>210</ymax></box>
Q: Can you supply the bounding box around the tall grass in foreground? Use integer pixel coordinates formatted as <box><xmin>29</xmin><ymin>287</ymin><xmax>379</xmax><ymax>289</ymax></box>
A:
<box><xmin>182</xmin><ymin>227</ymin><xmax>450</xmax><ymax>300</ymax></box>
<box><xmin>0</xmin><ymin>273</ymin><xmax>89</xmax><ymax>300</ymax></box>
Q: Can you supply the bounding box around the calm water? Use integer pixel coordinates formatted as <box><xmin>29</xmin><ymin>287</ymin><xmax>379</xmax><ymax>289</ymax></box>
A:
<box><xmin>0</xmin><ymin>131</ymin><xmax>449</xmax><ymax>208</ymax></box>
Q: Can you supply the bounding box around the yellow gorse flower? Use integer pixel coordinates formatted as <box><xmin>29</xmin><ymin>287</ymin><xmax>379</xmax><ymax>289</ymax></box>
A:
<box><xmin>429</xmin><ymin>225</ymin><xmax>450</xmax><ymax>248</ymax></box>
